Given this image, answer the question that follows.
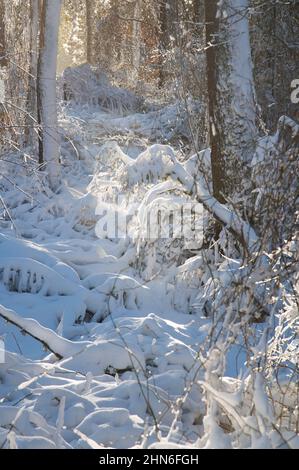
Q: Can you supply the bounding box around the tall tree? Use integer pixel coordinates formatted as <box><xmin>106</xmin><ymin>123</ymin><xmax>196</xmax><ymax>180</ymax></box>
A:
<box><xmin>0</xmin><ymin>0</ymin><xmax>7</xmax><ymax>68</ymax></box>
<box><xmin>158</xmin><ymin>0</ymin><xmax>168</xmax><ymax>88</ymax></box>
<box><xmin>86</xmin><ymin>0</ymin><xmax>93</xmax><ymax>64</ymax></box>
<box><xmin>25</xmin><ymin>0</ymin><xmax>40</xmax><ymax>148</ymax></box>
<box><xmin>205</xmin><ymin>0</ymin><xmax>258</xmax><ymax>201</ymax></box>
<box><xmin>131</xmin><ymin>0</ymin><xmax>142</xmax><ymax>85</ymax></box>
<box><xmin>158</xmin><ymin>0</ymin><xmax>178</xmax><ymax>88</ymax></box>
<box><xmin>37</xmin><ymin>0</ymin><xmax>62</xmax><ymax>191</ymax></box>
<box><xmin>0</xmin><ymin>0</ymin><xmax>6</xmax><ymax>138</ymax></box>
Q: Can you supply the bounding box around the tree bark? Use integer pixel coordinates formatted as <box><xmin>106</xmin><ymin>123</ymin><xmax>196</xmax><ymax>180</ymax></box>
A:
<box><xmin>158</xmin><ymin>0</ymin><xmax>177</xmax><ymax>88</ymax></box>
<box><xmin>0</xmin><ymin>1</ymin><xmax>7</xmax><ymax>136</ymax></box>
<box><xmin>0</xmin><ymin>1</ymin><xmax>7</xmax><ymax>67</ymax></box>
<box><xmin>25</xmin><ymin>0</ymin><xmax>40</xmax><ymax>148</ymax></box>
<box><xmin>158</xmin><ymin>0</ymin><xmax>168</xmax><ymax>88</ymax></box>
<box><xmin>205</xmin><ymin>0</ymin><xmax>225</xmax><ymax>204</ymax></box>
<box><xmin>193</xmin><ymin>0</ymin><xmax>202</xmax><ymax>25</ymax></box>
<box><xmin>205</xmin><ymin>0</ymin><xmax>258</xmax><ymax>201</ymax></box>
<box><xmin>86</xmin><ymin>0</ymin><xmax>93</xmax><ymax>64</ymax></box>
<box><xmin>131</xmin><ymin>0</ymin><xmax>142</xmax><ymax>86</ymax></box>
<box><xmin>37</xmin><ymin>0</ymin><xmax>62</xmax><ymax>190</ymax></box>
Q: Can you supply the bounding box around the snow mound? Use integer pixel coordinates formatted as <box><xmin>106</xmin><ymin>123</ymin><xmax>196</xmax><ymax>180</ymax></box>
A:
<box><xmin>123</xmin><ymin>144</ymin><xmax>178</xmax><ymax>186</ymax></box>
<box><xmin>77</xmin><ymin>409</ymin><xmax>143</xmax><ymax>448</ymax></box>
<box><xmin>62</xmin><ymin>64</ymin><xmax>143</xmax><ymax>114</ymax></box>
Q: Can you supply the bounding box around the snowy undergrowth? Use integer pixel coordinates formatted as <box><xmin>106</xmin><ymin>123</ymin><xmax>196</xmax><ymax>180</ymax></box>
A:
<box><xmin>0</xmin><ymin>95</ymin><xmax>298</xmax><ymax>449</ymax></box>
<box><xmin>0</xmin><ymin>99</ymin><xmax>212</xmax><ymax>449</ymax></box>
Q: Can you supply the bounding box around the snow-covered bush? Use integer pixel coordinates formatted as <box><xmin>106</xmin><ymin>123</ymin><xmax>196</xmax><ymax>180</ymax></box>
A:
<box><xmin>62</xmin><ymin>64</ymin><xmax>143</xmax><ymax>114</ymax></box>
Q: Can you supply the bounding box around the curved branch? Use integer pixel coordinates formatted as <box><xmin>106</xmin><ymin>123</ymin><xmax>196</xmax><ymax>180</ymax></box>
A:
<box><xmin>0</xmin><ymin>304</ymin><xmax>87</xmax><ymax>359</ymax></box>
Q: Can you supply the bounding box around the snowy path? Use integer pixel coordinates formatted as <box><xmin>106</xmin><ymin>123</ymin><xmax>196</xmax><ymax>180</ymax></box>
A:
<box><xmin>0</xmin><ymin>104</ymin><xmax>208</xmax><ymax>449</ymax></box>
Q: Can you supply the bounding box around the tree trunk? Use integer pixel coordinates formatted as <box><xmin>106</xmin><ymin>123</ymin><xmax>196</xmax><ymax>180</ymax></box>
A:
<box><xmin>0</xmin><ymin>1</ymin><xmax>7</xmax><ymax>68</ymax></box>
<box><xmin>158</xmin><ymin>0</ymin><xmax>177</xmax><ymax>88</ymax></box>
<box><xmin>205</xmin><ymin>0</ymin><xmax>258</xmax><ymax>201</ymax></box>
<box><xmin>37</xmin><ymin>0</ymin><xmax>62</xmax><ymax>191</ymax></box>
<box><xmin>193</xmin><ymin>0</ymin><xmax>202</xmax><ymax>25</ymax></box>
<box><xmin>158</xmin><ymin>0</ymin><xmax>168</xmax><ymax>88</ymax></box>
<box><xmin>25</xmin><ymin>0</ymin><xmax>40</xmax><ymax>148</ymax></box>
<box><xmin>86</xmin><ymin>0</ymin><xmax>93</xmax><ymax>64</ymax></box>
<box><xmin>131</xmin><ymin>0</ymin><xmax>142</xmax><ymax>86</ymax></box>
<box><xmin>0</xmin><ymin>1</ymin><xmax>7</xmax><ymax>136</ymax></box>
<box><xmin>205</xmin><ymin>0</ymin><xmax>224</xmax><ymax>204</ymax></box>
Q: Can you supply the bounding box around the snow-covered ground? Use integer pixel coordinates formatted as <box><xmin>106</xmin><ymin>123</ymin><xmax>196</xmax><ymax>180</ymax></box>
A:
<box><xmin>0</xmin><ymin>84</ymin><xmax>298</xmax><ymax>449</ymax></box>
<box><xmin>0</xmin><ymin>95</ymin><xmax>215</xmax><ymax>449</ymax></box>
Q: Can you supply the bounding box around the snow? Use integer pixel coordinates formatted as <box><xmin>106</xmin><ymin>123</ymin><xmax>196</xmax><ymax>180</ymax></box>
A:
<box><xmin>0</xmin><ymin>69</ymin><xmax>297</xmax><ymax>449</ymax></box>
<box><xmin>62</xmin><ymin>64</ymin><xmax>142</xmax><ymax>114</ymax></box>
<box><xmin>216</xmin><ymin>0</ymin><xmax>258</xmax><ymax>163</ymax></box>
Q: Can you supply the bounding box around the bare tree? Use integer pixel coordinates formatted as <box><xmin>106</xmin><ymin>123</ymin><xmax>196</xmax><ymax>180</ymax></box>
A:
<box><xmin>0</xmin><ymin>0</ymin><xmax>7</xmax><ymax>139</ymax></box>
<box><xmin>205</xmin><ymin>0</ymin><xmax>258</xmax><ymax>201</ymax></box>
<box><xmin>131</xmin><ymin>0</ymin><xmax>142</xmax><ymax>85</ymax></box>
<box><xmin>37</xmin><ymin>0</ymin><xmax>62</xmax><ymax>190</ymax></box>
<box><xmin>86</xmin><ymin>0</ymin><xmax>93</xmax><ymax>64</ymax></box>
<box><xmin>25</xmin><ymin>0</ymin><xmax>40</xmax><ymax>148</ymax></box>
<box><xmin>158</xmin><ymin>0</ymin><xmax>178</xmax><ymax>88</ymax></box>
<box><xmin>158</xmin><ymin>0</ymin><xmax>168</xmax><ymax>88</ymax></box>
<box><xmin>0</xmin><ymin>0</ymin><xmax>7</xmax><ymax>68</ymax></box>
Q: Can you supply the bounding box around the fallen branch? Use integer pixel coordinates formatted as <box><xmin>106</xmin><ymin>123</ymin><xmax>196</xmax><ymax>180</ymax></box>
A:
<box><xmin>0</xmin><ymin>304</ymin><xmax>87</xmax><ymax>359</ymax></box>
<box><xmin>169</xmin><ymin>158</ymin><xmax>259</xmax><ymax>254</ymax></box>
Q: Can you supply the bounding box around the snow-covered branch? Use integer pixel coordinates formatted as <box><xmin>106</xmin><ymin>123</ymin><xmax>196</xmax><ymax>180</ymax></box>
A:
<box><xmin>121</xmin><ymin>144</ymin><xmax>258</xmax><ymax>254</ymax></box>
<box><xmin>0</xmin><ymin>304</ymin><xmax>86</xmax><ymax>359</ymax></box>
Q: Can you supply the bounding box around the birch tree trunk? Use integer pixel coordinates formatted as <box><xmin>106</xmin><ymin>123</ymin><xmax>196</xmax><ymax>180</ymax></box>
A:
<box><xmin>205</xmin><ymin>0</ymin><xmax>258</xmax><ymax>200</ymax></box>
<box><xmin>37</xmin><ymin>0</ymin><xmax>62</xmax><ymax>191</ymax></box>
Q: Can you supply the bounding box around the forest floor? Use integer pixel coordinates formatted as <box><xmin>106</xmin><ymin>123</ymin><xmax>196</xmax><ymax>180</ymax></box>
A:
<box><xmin>0</xmin><ymin>92</ymin><xmax>241</xmax><ymax>449</ymax></box>
<box><xmin>0</xmin><ymin>97</ymin><xmax>216</xmax><ymax>448</ymax></box>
